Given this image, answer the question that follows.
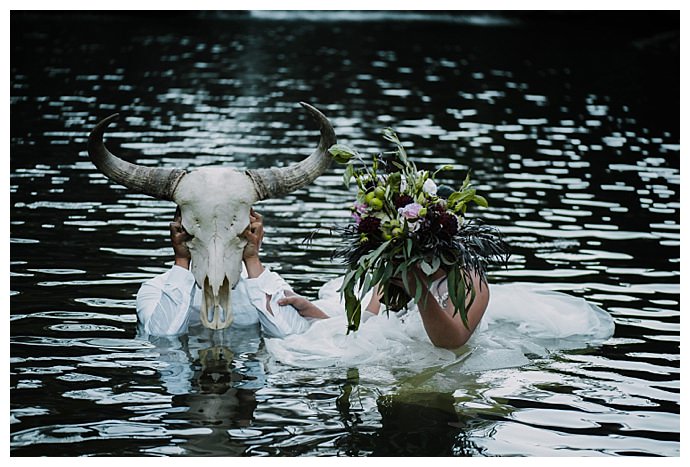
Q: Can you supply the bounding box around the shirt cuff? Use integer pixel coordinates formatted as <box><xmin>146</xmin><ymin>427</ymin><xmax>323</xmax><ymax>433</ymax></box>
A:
<box><xmin>361</xmin><ymin>310</ymin><xmax>377</xmax><ymax>323</ymax></box>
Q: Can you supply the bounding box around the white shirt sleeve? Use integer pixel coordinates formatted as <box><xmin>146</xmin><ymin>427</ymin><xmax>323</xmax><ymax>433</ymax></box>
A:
<box><xmin>136</xmin><ymin>265</ymin><xmax>197</xmax><ymax>336</ymax></box>
<box><xmin>137</xmin><ymin>264</ymin><xmax>311</xmax><ymax>338</ymax></box>
<box><xmin>244</xmin><ymin>268</ymin><xmax>311</xmax><ymax>338</ymax></box>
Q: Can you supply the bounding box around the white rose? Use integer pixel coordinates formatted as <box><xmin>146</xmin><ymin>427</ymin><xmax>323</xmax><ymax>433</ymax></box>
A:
<box><xmin>400</xmin><ymin>176</ymin><xmax>407</xmax><ymax>192</ymax></box>
<box><xmin>423</xmin><ymin>178</ymin><xmax>438</xmax><ymax>195</ymax></box>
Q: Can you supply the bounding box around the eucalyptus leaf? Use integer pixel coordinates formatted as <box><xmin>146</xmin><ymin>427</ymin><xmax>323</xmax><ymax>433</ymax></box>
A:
<box><xmin>344</xmin><ymin>288</ymin><xmax>362</xmax><ymax>332</ymax></box>
<box><xmin>343</xmin><ymin>163</ymin><xmax>355</xmax><ymax>187</ymax></box>
<box><xmin>414</xmin><ymin>275</ymin><xmax>423</xmax><ymax>304</ymax></box>
<box><xmin>401</xmin><ymin>264</ymin><xmax>411</xmax><ymax>297</ymax></box>
<box><xmin>457</xmin><ymin>273</ymin><xmax>468</xmax><ymax>327</ymax></box>
<box><xmin>419</xmin><ymin>260</ymin><xmax>434</xmax><ymax>275</ymax></box>
<box><xmin>431</xmin><ymin>256</ymin><xmax>441</xmax><ymax>273</ymax></box>
<box><xmin>447</xmin><ymin>266</ymin><xmax>458</xmax><ymax>309</ymax></box>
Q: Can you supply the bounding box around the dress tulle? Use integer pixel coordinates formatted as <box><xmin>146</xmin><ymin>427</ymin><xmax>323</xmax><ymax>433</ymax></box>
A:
<box><xmin>264</xmin><ymin>277</ymin><xmax>615</xmax><ymax>371</ymax></box>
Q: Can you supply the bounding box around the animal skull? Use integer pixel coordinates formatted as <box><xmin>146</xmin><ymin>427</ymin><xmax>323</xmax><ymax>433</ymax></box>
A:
<box><xmin>87</xmin><ymin>102</ymin><xmax>336</xmax><ymax>329</ymax></box>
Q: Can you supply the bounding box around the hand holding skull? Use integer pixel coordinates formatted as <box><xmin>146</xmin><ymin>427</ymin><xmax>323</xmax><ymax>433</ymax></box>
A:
<box><xmin>170</xmin><ymin>207</ymin><xmax>194</xmax><ymax>269</ymax></box>
<box><xmin>242</xmin><ymin>208</ymin><xmax>266</xmax><ymax>278</ymax></box>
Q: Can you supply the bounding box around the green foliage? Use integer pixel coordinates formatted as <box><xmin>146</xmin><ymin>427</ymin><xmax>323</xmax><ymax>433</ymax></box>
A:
<box><xmin>330</xmin><ymin>129</ymin><xmax>507</xmax><ymax>333</ymax></box>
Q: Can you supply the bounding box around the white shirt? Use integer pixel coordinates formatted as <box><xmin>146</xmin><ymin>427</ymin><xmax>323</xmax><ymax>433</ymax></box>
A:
<box><xmin>136</xmin><ymin>265</ymin><xmax>312</xmax><ymax>338</ymax></box>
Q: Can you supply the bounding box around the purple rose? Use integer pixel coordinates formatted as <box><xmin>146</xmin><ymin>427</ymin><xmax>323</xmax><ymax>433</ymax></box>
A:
<box><xmin>353</xmin><ymin>201</ymin><xmax>367</xmax><ymax>214</ymax></box>
<box><xmin>398</xmin><ymin>202</ymin><xmax>423</xmax><ymax>219</ymax></box>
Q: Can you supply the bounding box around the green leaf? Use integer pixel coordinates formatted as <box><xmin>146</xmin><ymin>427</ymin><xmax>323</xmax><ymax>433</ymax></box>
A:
<box><xmin>401</xmin><ymin>264</ymin><xmax>411</xmax><ymax>297</ymax></box>
<box><xmin>356</xmin><ymin>265</ymin><xmax>366</xmax><ymax>288</ymax></box>
<box><xmin>371</xmin><ymin>264</ymin><xmax>384</xmax><ymax>286</ymax></box>
<box><xmin>388</xmin><ymin>172</ymin><xmax>402</xmax><ymax>193</ymax></box>
<box><xmin>433</xmin><ymin>164</ymin><xmax>454</xmax><ymax>177</ymax></box>
<box><xmin>329</xmin><ymin>144</ymin><xmax>358</xmax><ymax>164</ymax></box>
<box><xmin>446</xmin><ymin>191</ymin><xmax>462</xmax><ymax>206</ymax></box>
<box><xmin>405</xmin><ymin>238</ymin><xmax>413</xmax><ymax>258</ymax></box>
<box><xmin>363</xmin><ymin>240</ymin><xmax>391</xmax><ymax>267</ymax></box>
<box><xmin>461</xmin><ymin>171</ymin><xmax>472</xmax><ymax>190</ymax></box>
<box><xmin>458</xmin><ymin>188</ymin><xmax>477</xmax><ymax>203</ymax></box>
<box><xmin>342</xmin><ymin>163</ymin><xmax>355</xmax><ymax>187</ymax></box>
<box><xmin>361</xmin><ymin>271</ymin><xmax>375</xmax><ymax>302</ymax></box>
<box><xmin>419</xmin><ymin>260</ymin><xmax>434</xmax><ymax>275</ymax></box>
<box><xmin>465</xmin><ymin>278</ymin><xmax>476</xmax><ymax>322</ymax></box>
<box><xmin>382</xmin><ymin>127</ymin><xmax>397</xmax><ymax>143</ymax></box>
<box><xmin>431</xmin><ymin>256</ymin><xmax>441</xmax><ymax>273</ymax></box>
<box><xmin>420</xmin><ymin>258</ymin><xmax>440</xmax><ymax>276</ymax></box>
<box><xmin>381</xmin><ymin>260</ymin><xmax>394</xmax><ymax>285</ymax></box>
<box><xmin>413</xmin><ymin>275</ymin><xmax>423</xmax><ymax>304</ymax></box>
<box><xmin>447</xmin><ymin>187</ymin><xmax>478</xmax><ymax>213</ymax></box>
<box><xmin>473</xmin><ymin>194</ymin><xmax>489</xmax><ymax>208</ymax></box>
<box><xmin>458</xmin><ymin>273</ymin><xmax>468</xmax><ymax>328</ymax></box>
<box><xmin>447</xmin><ymin>266</ymin><xmax>458</xmax><ymax>310</ymax></box>
<box><xmin>341</xmin><ymin>269</ymin><xmax>357</xmax><ymax>289</ymax></box>
<box><xmin>344</xmin><ymin>288</ymin><xmax>362</xmax><ymax>333</ymax></box>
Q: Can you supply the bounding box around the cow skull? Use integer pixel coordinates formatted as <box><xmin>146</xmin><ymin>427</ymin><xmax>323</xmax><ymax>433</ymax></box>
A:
<box><xmin>87</xmin><ymin>102</ymin><xmax>336</xmax><ymax>330</ymax></box>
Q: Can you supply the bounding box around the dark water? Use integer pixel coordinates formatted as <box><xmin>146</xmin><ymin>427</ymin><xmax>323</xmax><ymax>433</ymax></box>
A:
<box><xmin>10</xmin><ymin>12</ymin><xmax>679</xmax><ymax>456</ymax></box>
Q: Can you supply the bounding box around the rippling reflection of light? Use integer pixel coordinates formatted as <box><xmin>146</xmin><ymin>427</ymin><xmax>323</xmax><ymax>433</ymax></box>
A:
<box><xmin>9</xmin><ymin>13</ymin><xmax>680</xmax><ymax>457</ymax></box>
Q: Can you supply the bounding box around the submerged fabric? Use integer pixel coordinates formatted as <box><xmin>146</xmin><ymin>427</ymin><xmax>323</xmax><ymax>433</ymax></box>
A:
<box><xmin>265</xmin><ymin>277</ymin><xmax>615</xmax><ymax>371</ymax></box>
<box><xmin>136</xmin><ymin>265</ymin><xmax>311</xmax><ymax>337</ymax></box>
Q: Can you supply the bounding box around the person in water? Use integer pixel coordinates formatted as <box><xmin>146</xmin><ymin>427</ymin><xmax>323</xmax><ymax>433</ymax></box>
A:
<box><xmin>136</xmin><ymin>208</ymin><xmax>490</xmax><ymax>349</ymax></box>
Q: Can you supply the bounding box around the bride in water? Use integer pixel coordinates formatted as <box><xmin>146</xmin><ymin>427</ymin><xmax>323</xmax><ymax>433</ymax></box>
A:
<box><xmin>241</xmin><ymin>209</ymin><xmax>614</xmax><ymax>370</ymax></box>
<box><xmin>137</xmin><ymin>130</ymin><xmax>615</xmax><ymax>371</ymax></box>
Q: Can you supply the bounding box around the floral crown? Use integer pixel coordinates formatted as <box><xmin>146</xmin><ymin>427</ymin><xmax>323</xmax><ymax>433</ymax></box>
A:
<box><xmin>329</xmin><ymin>129</ymin><xmax>509</xmax><ymax>332</ymax></box>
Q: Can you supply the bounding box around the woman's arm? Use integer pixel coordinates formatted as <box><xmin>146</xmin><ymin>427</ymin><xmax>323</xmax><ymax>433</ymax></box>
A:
<box><xmin>242</xmin><ymin>209</ymin><xmax>266</xmax><ymax>279</ymax></box>
<box><xmin>402</xmin><ymin>269</ymin><xmax>490</xmax><ymax>349</ymax></box>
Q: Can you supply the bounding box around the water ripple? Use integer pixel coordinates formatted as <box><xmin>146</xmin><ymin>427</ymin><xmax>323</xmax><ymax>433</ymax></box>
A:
<box><xmin>10</xmin><ymin>13</ymin><xmax>679</xmax><ymax>457</ymax></box>
<box><xmin>11</xmin><ymin>420</ymin><xmax>212</xmax><ymax>449</ymax></box>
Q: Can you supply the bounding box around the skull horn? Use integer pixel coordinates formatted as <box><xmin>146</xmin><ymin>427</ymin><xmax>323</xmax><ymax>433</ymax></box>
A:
<box><xmin>87</xmin><ymin>114</ymin><xmax>186</xmax><ymax>201</ymax></box>
<box><xmin>246</xmin><ymin>102</ymin><xmax>336</xmax><ymax>200</ymax></box>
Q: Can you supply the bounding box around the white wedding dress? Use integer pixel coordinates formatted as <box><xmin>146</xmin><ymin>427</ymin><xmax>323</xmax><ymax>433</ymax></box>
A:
<box><xmin>264</xmin><ymin>277</ymin><xmax>615</xmax><ymax>372</ymax></box>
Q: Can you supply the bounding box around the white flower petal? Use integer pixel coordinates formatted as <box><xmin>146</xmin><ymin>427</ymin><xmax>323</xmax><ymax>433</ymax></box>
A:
<box><xmin>423</xmin><ymin>178</ymin><xmax>438</xmax><ymax>195</ymax></box>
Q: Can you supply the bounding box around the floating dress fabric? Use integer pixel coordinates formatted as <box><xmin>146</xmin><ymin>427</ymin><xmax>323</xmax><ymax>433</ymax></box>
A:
<box><xmin>264</xmin><ymin>277</ymin><xmax>615</xmax><ymax>371</ymax></box>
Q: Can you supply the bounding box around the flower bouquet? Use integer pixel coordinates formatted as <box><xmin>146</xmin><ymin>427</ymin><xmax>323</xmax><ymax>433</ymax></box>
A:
<box><xmin>329</xmin><ymin>129</ymin><xmax>508</xmax><ymax>332</ymax></box>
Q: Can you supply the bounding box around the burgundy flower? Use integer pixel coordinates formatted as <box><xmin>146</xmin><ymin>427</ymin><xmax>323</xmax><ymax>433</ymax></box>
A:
<box><xmin>438</xmin><ymin>212</ymin><xmax>459</xmax><ymax>236</ymax></box>
<box><xmin>357</xmin><ymin>216</ymin><xmax>382</xmax><ymax>234</ymax></box>
<box><xmin>393</xmin><ymin>194</ymin><xmax>414</xmax><ymax>209</ymax></box>
<box><xmin>429</xmin><ymin>203</ymin><xmax>446</xmax><ymax>214</ymax></box>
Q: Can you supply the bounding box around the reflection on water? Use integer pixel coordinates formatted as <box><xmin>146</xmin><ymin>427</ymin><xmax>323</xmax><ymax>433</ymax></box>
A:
<box><xmin>11</xmin><ymin>12</ymin><xmax>678</xmax><ymax>456</ymax></box>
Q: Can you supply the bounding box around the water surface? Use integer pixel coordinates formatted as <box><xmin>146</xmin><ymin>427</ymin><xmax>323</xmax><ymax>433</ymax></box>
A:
<box><xmin>10</xmin><ymin>12</ymin><xmax>679</xmax><ymax>456</ymax></box>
